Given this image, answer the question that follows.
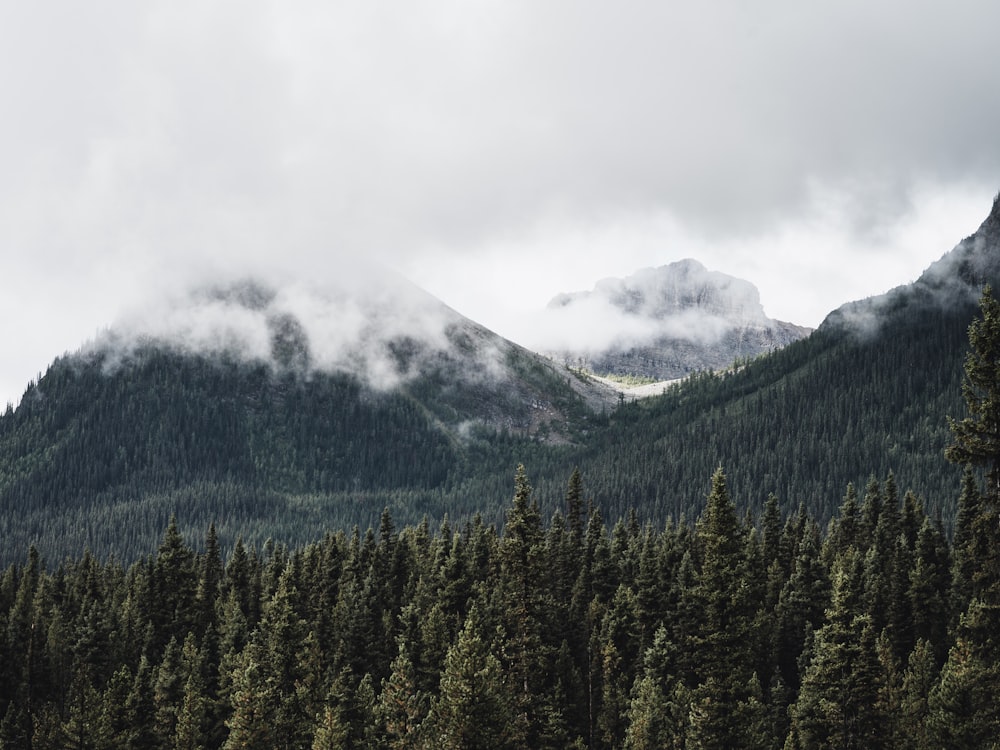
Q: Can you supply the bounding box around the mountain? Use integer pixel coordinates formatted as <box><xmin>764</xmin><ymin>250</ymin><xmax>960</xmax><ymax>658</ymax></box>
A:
<box><xmin>2</xmin><ymin>193</ymin><xmax>999</xmax><ymax>563</ymax></box>
<box><xmin>0</xmin><ymin>274</ymin><xmax>617</xmax><ymax>563</ymax></box>
<box><xmin>555</xmin><ymin>192</ymin><xmax>1000</xmax><ymax>526</ymax></box>
<box><xmin>541</xmin><ymin>259</ymin><xmax>811</xmax><ymax>380</ymax></box>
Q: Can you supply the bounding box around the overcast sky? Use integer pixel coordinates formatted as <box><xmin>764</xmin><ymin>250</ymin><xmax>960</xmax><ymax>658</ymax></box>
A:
<box><xmin>2</xmin><ymin>0</ymin><xmax>1000</xmax><ymax>407</ymax></box>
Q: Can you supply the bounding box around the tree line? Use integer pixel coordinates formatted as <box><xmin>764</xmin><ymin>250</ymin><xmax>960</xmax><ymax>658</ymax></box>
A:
<box><xmin>1</xmin><ymin>454</ymin><xmax>998</xmax><ymax>748</ymax></box>
<box><xmin>1</xmin><ymin>273</ymin><xmax>999</xmax><ymax>748</ymax></box>
<box><xmin>0</xmin><ymin>295</ymin><xmax>975</xmax><ymax>567</ymax></box>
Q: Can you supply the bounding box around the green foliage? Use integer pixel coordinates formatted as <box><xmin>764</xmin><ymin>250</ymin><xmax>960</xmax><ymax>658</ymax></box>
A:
<box><xmin>0</xmin><ymin>262</ymin><xmax>987</xmax><ymax>564</ymax></box>
<box><xmin>947</xmin><ymin>285</ymin><xmax>1000</xmax><ymax>497</ymax></box>
<box><xmin>423</xmin><ymin>605</ymin><xmax>519</xmax><ymax>749</ymax></box>
<box><xmin>3</xmin><ymin>231</ymin><xmax>1000</xmax><ymax>745</ymax></box>
<box><xmin>788</xmin><ymin>553</ymin><xmax>888</xmax><ymax>749</ymax></box>
<box><xmin>0</xmin><ymin>459</ymin><xmax>995</xmax><ymax>748</ymax></box>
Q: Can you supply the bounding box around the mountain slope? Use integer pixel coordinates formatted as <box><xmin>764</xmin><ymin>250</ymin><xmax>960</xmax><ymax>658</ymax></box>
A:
<box><xmin>540</xmin><ymin>193</ymin><xmax>1000</xmax><ymax>527</ymax></box>
<box><xmin>541</xmin><ymin>259</ymin><xmax>811</xmax><ymax>379</ymax></box>
<box><xmin>2</xmin><ymin>195</ymin><xmax>999</xmax><ymax>563</ymax></box>
<box><xmin>0</xmin><ymin>277</ymin><xmax>616</xmax><ymax>563</ymax></box>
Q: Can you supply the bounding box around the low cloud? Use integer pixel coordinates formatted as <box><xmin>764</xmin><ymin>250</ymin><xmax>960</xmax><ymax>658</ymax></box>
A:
<box><xmin>525</xmin><ymin>295</ymin><xmax>739</xmax><ymax>355</ymax></box>
<box><xmin>3</xmin><ymin>1</ymin><xmax>1000</xmax><ymax>407</ymax></box>
<box><xmin>518</xmin><ymin>261</ymin><xmax>774</xmax><ymax>354</ymax></box>
<box><xmin>821</xmin><ymin>196</ymin><xmax>1000</xmax><ymax>338</ymax></box>
<box><xmin>89</xmin><ymin>266</ymin><xmax>494</xmax><ymax>391</ymax></box>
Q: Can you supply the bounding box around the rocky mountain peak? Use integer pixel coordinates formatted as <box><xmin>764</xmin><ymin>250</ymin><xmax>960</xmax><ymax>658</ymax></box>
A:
<box><xmin>550</xmin><ymin>259</ymin><xmax>768</xmax><ymax>324</ymax></box>
<box><xmin>541</xmin><ymin>260</ymin><xmax>810</xmax><ymax>381</ymax></box>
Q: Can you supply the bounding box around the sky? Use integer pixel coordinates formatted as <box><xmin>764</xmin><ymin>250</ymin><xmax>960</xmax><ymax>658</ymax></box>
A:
<box><xmin>2</xmin><ymin>0</ymin><xmax>1000</xmax><ymax>408</ymax></box>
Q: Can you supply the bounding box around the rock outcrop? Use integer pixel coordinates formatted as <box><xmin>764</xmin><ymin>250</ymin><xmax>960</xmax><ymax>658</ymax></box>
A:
<box><xmin>544</xmin><ymin>259</ymin><xmax>811</xmax><ymax>380</ymax></box>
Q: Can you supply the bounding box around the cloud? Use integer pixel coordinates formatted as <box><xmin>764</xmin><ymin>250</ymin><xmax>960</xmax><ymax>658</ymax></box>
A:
<box><xmin>91</xmin><ymin>267</ymin><xmax>478</xmax><ymax>391</ymax></box>
<box><xmin>2</xmin><ymin>0</ymin><xmax>1000</xmax><ymax>406</ymax></box>
<box><xmin>524</xmin><ymin>298</ymin><xmax>742</xmax><ymax>355</ymax></box>
<box><xmin>523</xmin><ymin>260</ymin><xmax>770</xmax><ymax>353</ymax></box>
<box><xmin>5</xmin><ymin>0</ymin><xmax>999</xmax><ymax>260</ymax></box>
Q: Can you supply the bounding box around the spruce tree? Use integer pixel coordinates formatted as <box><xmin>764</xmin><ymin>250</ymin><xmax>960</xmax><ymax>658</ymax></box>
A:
<box><xmin>194</xmin><ymin>522</ymin><xmax>223</xmax><ymax>636</ymax></box>
<box><xmin>423</xmin><ymin>605</ymin><xmax>518</xmax><ymax>750</ymax></box>
<box><xmin>378</xmin><ymin>637</ymin><xmax>429</xmax><ymax>749</ymax></box>
<box><xmin>925</xmin><ymin>620</ymin><xmax>1000</xmax><ymax>749</ymax></box>
<box><xmin>899</xmin><ymin>639</ymin><xmax>937</xmax><ymax>750</ymax></box>
<box><xmin>153</xmin><ymin>636</ymin><xmax>185</xmax><ymax>744</ymax></box>
<box><xmin>945</xmin><ymin>286</ymin><xmax>1000</xmax><ymax>645</ymax></box>
<box><xmin>312</xmin><ymin>669</ymin><xmax>377</xmax><ymax>749</ymax></box>
<box><xmin>175</xmin><ymin>656</ymin><xmax>209</xmax><ymax>750</ymax></box>
<box><xmin>908</xmin><ymin>518</ymin><xmax>951</xmax><ymax>662</ymax></box>
<box><xmin>496</xmin><ymin>464</ymin><xmax>549</xmax><ymax>742</ymax></box>
<box><xmin>691</xmin><ymin>467</ymin><xmax>752</xmax><ymax>686</ymax></box>
<box><xmin>789</xmin><ymin>551</ymin><xmax>887</xmax><ymax>749</ymax></box>
<box><xmin>947</xmin><ymin>284</ymin><xmax>1000</xmax><ymax>499</ymax></box>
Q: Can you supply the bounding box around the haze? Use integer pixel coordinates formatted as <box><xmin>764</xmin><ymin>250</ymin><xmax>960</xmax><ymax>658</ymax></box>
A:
<box><xmin>2</xmin><ymin>0</ymin><xmax>1000</xmax><ymax>407</ymax></box>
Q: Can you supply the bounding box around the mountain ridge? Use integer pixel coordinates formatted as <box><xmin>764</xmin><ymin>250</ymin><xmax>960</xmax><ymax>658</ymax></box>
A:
<box><xmin>3</xmin><ymin>194</ymin><xmax>1000</xmax><ymax>561</ymax></box>
<box><xmin>541</xmin><ymin>258</ymin><xmax>811</xmax><ymax>380</ymax></box>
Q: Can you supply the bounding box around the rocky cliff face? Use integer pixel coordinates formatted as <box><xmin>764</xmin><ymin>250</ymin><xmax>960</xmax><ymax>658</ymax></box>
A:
<box><xmin>550</xmin><ymin>259</ymin><xmax>767</xmax><ymax>322</ymax></box>
<box><xmin>544</xmin><ymin>259</ymin><xmax>811</xmax><ymax>380</ymax></box>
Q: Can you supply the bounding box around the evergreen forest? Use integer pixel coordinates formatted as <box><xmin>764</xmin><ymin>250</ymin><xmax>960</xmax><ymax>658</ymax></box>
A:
<box><xmin>0</xmin><ymin>196</ymin><xmax>1000</xmax><ymax>750</ymax></box>
<box><xmin>0</xmin><ymin>465</ymin><xmax>995</xmax><ymax>748</ymax></box>
<box><xmin>7</xmin><ymin>194</ymin><xmax>1000</xmax><ymax>565</ymax></box>
<box><xmin>3</xmin><ymin>288</ymin><xmax>1000</xmax><ymax>748</ymax></box>
<box><xmin>0</xmin><ymin>277</ymin><xmax>980</xmax><ymax>564</ymax></box>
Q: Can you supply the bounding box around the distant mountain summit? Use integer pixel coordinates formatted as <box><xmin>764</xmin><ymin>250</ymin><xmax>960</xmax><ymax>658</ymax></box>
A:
<box><xmin>4</xmin><ymin>194</ymin><xmax>1000</xmax><ymax>563</ymax></box>
<box><xmin>85</xmin><ymin>272</ymin><xmax>620</xmax><ymax>439</ymax></box>
<box><xmin>0</xmin><ymin>270</ymin><xmax>620</xmax><ymax>561</ymax></box>
<box><xmin>542</xmin><ymin>259</ymin><xmax>811</xmax><ymax>380</ymax></box>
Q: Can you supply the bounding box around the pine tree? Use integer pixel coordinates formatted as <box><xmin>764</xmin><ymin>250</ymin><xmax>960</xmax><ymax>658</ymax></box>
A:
<box><xmin>3</xmin><ymin>545</ymin><xmax>40</xmax><ymax>710</ymax></box>
<box><xmin>824</xmin><ymin>484</ymin><xmax>862</xmax><ymax>563</ymax></box>
<box><xmin>423</xmin><ymin>606</ymin><xmax>518</xmax><ymax>749</ymax></box>
<box><xmin>222</xmin><ymin>566</ymin><xmax>316</xmax><ymax>749</ymax></box>
<box><xmin>222</xmin><ymin>642</ymin><xmax>276</xmax><ymax>750</ymax></box>
<box><xmin>950</xmin><ymin>466</ymin><xmax>983</xmax><ymax>617</ymax></box>
<box><xmin>675</xmin><ymin>468</ymin><xmax>759</xmax><ymax>747</ymax></box>
<box><xmin>60</xmin><ymin>663</ymin><xmax>111</xmax><ymax>750</ymax></box>
<box><xmin>925</xmin><ymin>619</ymin><xmax>1000</xmax><ymax>749</ymax></box>
<box><xmin>898</xmin><ymin>639</ymin><xmax>937</xmax><ymax>750</ymax></box>
<box><xmin>174</xmin><ymin>634</ymin><xmax>209</xmax><ymax>750</ymax></box>
<box><xmin>124</xmin><ymin>655</ymin><xmax>159</xmax><ymax>749</ymax></box>
<box><xmin>945</xmin><ymin>286</ymin><xmax>1000</xmax><ymax>659</ymax></box>
<box><xmin>691</xmin><ymin>468</ymin><xmax>753</xmax><ymax>686</ymax></box>
<box><xmin>194</xmin><ymin>522</ymin><xmax>223</xmax><ymax>636</ymax></box>
<box><xmin>151</xmin><ymin>517</ymin><xmax>198</xmax><ymax>656</ymax></box>
<box><xmin>378</xmin><ymin>638</ymin><xmax>429</xmax><ymax>749</ymax></box>
<box><xmin>908</xmin><ymin>518</ymin><xmax>951</xmax><ymax>662</ymax></box>
<box><xmin>947</xmin><ymin>284</ymin><xmax>1000</xmax><ymax>499</ymax></box>
<box><xmin>595</xmin><ymin>584</ymin><xmax>640</xmax><ymax>749</ymax></box>
<box><xmin>761</xmin><ymin>494</ymin><xmax>784</xmax><ymax>571</ymax></box>
<box><xmin>496</xmin><ymin>464</ymin><xmax>549</xmax><ymax>742</ymax></box>
<box><xmin>623</xmin><ymin>674</ymin><xmax>678</xmax><ymax>750</ymax></box>
<box><xmin>789</xmin><ymin>551</ymin><xmax>887</xmax><ymax>749</ymax></box>
<box><xmin>565</xmin><ymin>467</ymin><xmax>586</xmax><ymax>544</ymax></box>
<box><xmin>153</xmin><ymin>636</ymin><xmax>185</xmax><ymax>745</ymax></box>
<box><xmin>312</xmin><ymin>669</ymin><xmax>377</xmax><ymax>749</ymax></box>
<box><xmin>97</xmin><ymin>666</ymin><xmax>135</xmax><ymax>750</ymax></box>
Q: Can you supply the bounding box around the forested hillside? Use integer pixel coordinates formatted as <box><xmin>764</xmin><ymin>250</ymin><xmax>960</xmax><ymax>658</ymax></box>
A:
<box><xmin>1</xmin><ymin>196</ymin><xmax>999</xmax><ymax>565</ymax></box>
<box><xmin>562</xmin><ymin>192</ymin><xmax>1000</xmax><ymax>528</ymax></box>
<box><xmin>0</xmin><ymin>456</ymin><xmax>996</xmax><ymax>747</ymax></box>
<box><xmin>2</xmin><ymin>201</ymin><xmax>1000</xmax><ymax>748</ymax></box>
<box><xmin>0</xmin><ymin>335</ymin><xmax>606</xmax><ymax>565</ymax></box>
<box><xmin>564</xmin><ymin>294</ymin><xmax>970</xmax><ymax>528</ymax></box>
